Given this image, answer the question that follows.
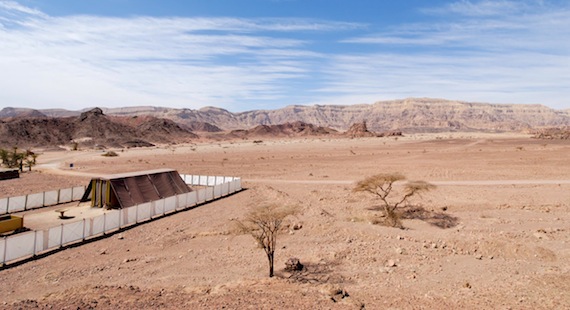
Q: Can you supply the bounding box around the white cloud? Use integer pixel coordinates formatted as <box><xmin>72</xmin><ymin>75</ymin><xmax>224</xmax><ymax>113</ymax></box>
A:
<box><xmin>329</xmin><ymin>0</ymin><xmax>570</xmax><ymax>108</ymax></box>
<box><xmin>0</xmin><ymin>2</ymin><xmax>360</xmax><ymax>111</ymax></box>
<box><xmin>0</xmin><ymin>0</ymin><xmax>568</xmax><ymax>111</ymax></box>
<box><xmin>422</xmin><ymin>0</ymin><xmax>524</xmax><ymax>17</ymax></box>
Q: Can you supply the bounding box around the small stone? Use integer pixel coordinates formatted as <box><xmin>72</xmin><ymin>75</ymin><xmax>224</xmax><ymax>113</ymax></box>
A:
<box><xmin>285</xmin><ymin>257</ymin><xmax>304</xmax><ymax>271</ymax></box>
<box><xmin>395</xmin><ymin>247</ymin><xmax>404</xmax><ymax>255</ymax></box>
<box><xmin>475</xmin><ymin>254</ymin><xmax>483</xmax><ymax>260</ymax></box>
<box><xmin>397</xmin><ymin>235</ymin><xmax>404</xmax><ymax>240</ymax></box>
<box><xmin>117</xmin><ymin>235</ymin><xmax>124</xmax><ymax>240</ymax></box>
<box><xmin>292</xmin><ymin>223</ymin><xmax>303</xmax><ymax>230</ymax></box>
<box><xmin>99</xmin><ymin>249</ymin><xmax>107</xmax><ymax>255</ymax></box>
<box><xmin>463</xmin><ymin>282</ymin><xmax>472</xmax><ymax>289</ymax></box>
<box><xmin>386</xmin><ymin>259</ymin><xmax>397</xmax><ymax>267</ymax></box>
<box><xmin>431</xmin><ymin>243</ymin><xmax>438</xmax><ymax>249</ymax></box>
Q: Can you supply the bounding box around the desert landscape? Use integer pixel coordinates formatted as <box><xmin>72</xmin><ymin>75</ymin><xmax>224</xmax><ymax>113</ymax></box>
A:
<box><xmin>1</xmin><ymin>131</ymin><xmax>569</xmax><ymax>309</ymax></box>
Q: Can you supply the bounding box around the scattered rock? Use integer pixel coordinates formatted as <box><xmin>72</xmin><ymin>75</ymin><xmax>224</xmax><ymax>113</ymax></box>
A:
<box><xmin>321</xmin><ymin>285</ymin><xmax>350</xmax><ymax>303</ymax></box>
<box><xmin>386</xmin><ymin>259</ymin><xmax>397</xmax><ymax>267</ymax></box>
<box><xmin>475</xmin><ymin>254</ymin><xmax>483</xmax><ymax>260</ymax></box>
<box><xmin>284</xmin><ymin>257</ymin><xmax>304</xmax><ymax>271</ymax></box>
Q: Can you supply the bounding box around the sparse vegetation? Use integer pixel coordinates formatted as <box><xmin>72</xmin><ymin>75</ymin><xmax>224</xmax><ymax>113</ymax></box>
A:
<box><xmin>235</xmin><ymin>204</ymin><xmax>298</xmax><ymax>277</ymax></box>
<box><xmin>0</xmin><ymin>147</ymin><xmax>38</xmax><ymax>171</ymax></box>
<box><xmin>102</xmin><ymin>151</ymin><xmax>119</xmax><ymax>157</ymax></box>
<box><xmin>354</xmin><ymin>173</ymin><xmax>435</xmax><ymax>228</ymax></box>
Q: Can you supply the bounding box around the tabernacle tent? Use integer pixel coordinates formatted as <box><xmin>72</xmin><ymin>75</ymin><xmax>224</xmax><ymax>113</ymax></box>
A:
<box><xmin>81</xmin><ymin>169</ymin><xmax>192</xmax><ymax>209</ymax></box>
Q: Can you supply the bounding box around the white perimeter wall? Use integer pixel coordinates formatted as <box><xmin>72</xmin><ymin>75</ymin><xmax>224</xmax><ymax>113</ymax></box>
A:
<box><xmin>0</xmin><ymin>175</ymin><xmax>241</xmax><ymax>265</ymax></box>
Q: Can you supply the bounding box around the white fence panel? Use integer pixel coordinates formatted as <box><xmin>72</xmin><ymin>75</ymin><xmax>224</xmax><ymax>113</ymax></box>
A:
<box><xmin>197</xmin><ymin>189</ymin><xmax>206</xmax><ymax>204</ymax></box>
<box><xmin>0</xmin><ymin>198</ymin><xmax>7</xmax><ymax>214</ymax></box>
<box><xmin>4</xmin><ymin>232</ymin><xmax>35</xmax><ymax>262</ymax></box>
<box><xmin>187</xmin><ymin>191</ymin><xmax>197</xmax><ymax>207</ymax></box>
<box><xmin>164</xmin><ymin>196</ymin><xmax>177</xmax><ymax>213</ymax></box>
<box><xmin>47</xmin><ymin>226</ymin><xmax>62</xmax><ymax>249</ymax></box>
<box><xmin>105</xmin><ymin>211</ymin><xmax>121</xmax><ymax>231</ymax></box>
<box><xmin>59</xmin><ymin>188</ymin><xmax>73</xmax><ymax>204</ymax></box>
<box><xmin>177</xmin><ymin>193</ymin><xmax>188</xmax><ymax>210</ymax></box>
<box><xmin>72</xmin><ymin>186</ymin><xmax>85</xmax><ymax>201</ymax></box>
<box><xmin>125</xmin><ymin>206</ymin><xmax>137</xmax><ymax>225</ymax></box>
<box><xmin>207</xmin><ymin>176</ymin><xmax>215</xmax><ymax>186</ymax></box>
<box><xmin>191</xmin><ymin>175</ymin><xmax>200</xmax><ymax>185</ymax></box>
<box><xmin>0</xmin><ymin>238</ymin><xmax>5</xmax><ymax>264</ymax></box>
<box><xmin>236</xmin><ymin>178</ymin><xmax>242</xmax><ymax>190</ymax></box>
<box><xmin>44</xmin><ymin>190</ymin><xmax>59</xmax><ymax>206</ymax></box>
<box><xmin>8</xmin><ymin>196</ymin><xmax>26</xmax><ymax>213</ymax></box>
<box><xmin>26</xmin><ymin>193</ymin><xmax>44</xmax><ymax>209</ymax></box>
<box><xmin>91</xmin><ymin>215</ymin><xmax>105</xmax><ymax>236</ymax></box>
<box><xmin>152</xmin><ymin>199</ymin><xmax>165</xmax><ymax>217</ymax></box>
<box><xmin>83</xmin><ymin>219</ymin><xmax>91</xmax><ymax>240</ymax></box>
<box><xmin>229</xmin><ymin>180</ymin><xmax>236</xmax><ymax>193</ymax></box>
<box><xmin>181</xmin><ymin>174</ymin><xmax>190</xmax><ymax>183</ymax></box>
<box><xmin>206</xmin><ymin>187</ymin><xmax>214</xmax><ymax>200</ymax></box>
<box><xmin>137</xmin><ymin>203</ymin><xmax>152</xmax><ymax>222</ymax></box>
<box><xmin>221</xmin><ymin>182</ymin><xmax>230</xmax><ymax>196</ymax></box>
<box><xmin>214</xmin><ymin>184</ymin><xmax>222</xmax><ymax>198</ymax></box>
<box><xmin>34</xmin><ymin>230</ymin><xmax>44</xmax><ymax>253</ymax></box>
<box><xmin>62</xmin><ymin>221</ymin><xmax>84</xmax><ymax>245</ymax></box>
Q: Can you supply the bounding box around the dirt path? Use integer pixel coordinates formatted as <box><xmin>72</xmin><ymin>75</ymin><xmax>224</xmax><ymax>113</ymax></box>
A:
<box><xmin>244</xmin><ymin>178</ymin><xmax>570</xmax><ymax>186</ymax></box>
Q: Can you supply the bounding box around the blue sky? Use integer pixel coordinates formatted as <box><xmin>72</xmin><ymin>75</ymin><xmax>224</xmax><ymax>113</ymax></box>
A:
<box><xmin>0</xmin><ymin>0</ymin><xmax>569</xmax><ymax>111</ymax></box>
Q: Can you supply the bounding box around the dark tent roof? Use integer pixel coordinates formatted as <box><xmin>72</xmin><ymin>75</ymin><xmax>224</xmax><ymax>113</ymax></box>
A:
<box><xmin>83</xmin><ymin>169</ymin><xmax>192</xmax><ymax>209</ymax></box>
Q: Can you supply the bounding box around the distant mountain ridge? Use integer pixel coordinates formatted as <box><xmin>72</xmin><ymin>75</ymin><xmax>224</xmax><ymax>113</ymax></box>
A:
<box><xmin>2</xmin><ymin>98</ymin><xmax>570</xmax><ymax>132</ymax></box>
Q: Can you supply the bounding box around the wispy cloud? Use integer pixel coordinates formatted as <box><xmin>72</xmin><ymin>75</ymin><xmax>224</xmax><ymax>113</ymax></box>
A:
<box><xmin>422</xmin><ymin>0</ymin><xmax>525</xmax><ymax>17</ymax></box>
<box><xmin>327</xmin><ymin>0</ymin><xmax>570</xmax><ymax>108</ymax></box>
<box><xmin>0</xmin><ymin>0</ymin><xmax>568</xmax><ymax>111</ymax></box>
<box><xmin>0</xmin><ymin>1</ymin><xmax>360</xmax><ymax>110</ymax></box>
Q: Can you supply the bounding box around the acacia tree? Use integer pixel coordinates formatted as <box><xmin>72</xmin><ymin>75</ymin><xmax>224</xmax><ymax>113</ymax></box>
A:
<box><xmin>354</xmin><ymin>173</ymin><xmax>435</xmax><ymax>228</ymax></box>
<box><xmin>236</xmin><ymin>204</ymin><xmax>298</xmax><ymax>277</ymax></box>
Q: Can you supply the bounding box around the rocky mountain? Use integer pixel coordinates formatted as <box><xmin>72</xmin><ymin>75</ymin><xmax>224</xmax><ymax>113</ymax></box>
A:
<box><xmin>0</xmin><ymin>107</ymin><xmax>46</xmax><ymax>118</ymax></box>
<box><xmin>3</xmin><ymin>98</ymin><xmax>570</xmax><ymax>133</ymax></box>
<box><xmin>0</xmin><ymin>108</ymin><xmax>198</xmax><ymax>148</ymax></box>
<box><xmin>228</xmin><ymin>121</ymin><xmax>338</xmax><ymax>139</ymax></box>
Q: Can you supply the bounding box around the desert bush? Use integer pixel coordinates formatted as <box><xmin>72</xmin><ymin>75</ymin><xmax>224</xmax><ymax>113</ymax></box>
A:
<box><xmin>0</xmin><ymin>147</ymin><xmax>38</xmax><ymax>171</ymax></box>
<box><xmin>102</xmin><ymin>151</ymin><xmax>119</xmax><ymax>157</ymax></box>
<box><xmin>235</xmin><ymin>204</ymin><xmax>298</xmax><ymax>277</ymax></box>
<box><xmin>353</xmin><ymin>173</ymin><xmax>435</xmax><ymax>228</ymax></box>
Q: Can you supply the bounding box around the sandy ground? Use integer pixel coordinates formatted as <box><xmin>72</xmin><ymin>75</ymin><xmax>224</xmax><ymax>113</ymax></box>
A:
<box><xmin>0</xmin><ymin>133</ymin><xmax>569</xmax><ymax>309</ymax></box>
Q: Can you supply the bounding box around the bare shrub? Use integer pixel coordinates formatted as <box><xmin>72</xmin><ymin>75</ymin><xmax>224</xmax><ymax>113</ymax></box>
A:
<box><xmin>235</xmin><ymin>204</ymin><xmax>298</xmax><ymax>277</ymax></box>
<box><xmin>102</xmin><ymin>151</ymin><xmax>119</xmax><ymax>157</ymax></box>
<box><xmin>353</xmin><ymin>173</ymin><xmax>435</xmax><ymax>228</ymax></box>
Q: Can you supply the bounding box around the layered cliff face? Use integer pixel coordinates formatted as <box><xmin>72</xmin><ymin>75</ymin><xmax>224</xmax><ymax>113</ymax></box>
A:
<box><xmin>3</xmin><ymin>98</ymin><xmax>570</xmax><ymax>133</ymax></box>
<box><xmin>161</xmin><ymin>98</ymin><xmax>570</xmax><ymax>132</ymax></box>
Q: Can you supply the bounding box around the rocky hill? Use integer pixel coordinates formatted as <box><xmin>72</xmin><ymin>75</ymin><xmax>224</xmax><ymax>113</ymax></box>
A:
<box><xmin>0</xmin><ymin>108</ymin><xmax>198</xmax><ymax>148</ymax></box>
<box><xmin>3</xmin><ymin>98</ymin><xmax>570</xmax><ymax>133</ymax></box>
<box><xmin>228</xmin><ymin>121</ymin><xmax>338</xmax><ymax>139</ymax></box>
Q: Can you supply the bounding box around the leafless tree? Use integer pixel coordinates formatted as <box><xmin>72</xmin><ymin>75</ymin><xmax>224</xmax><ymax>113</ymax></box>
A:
<box><xmin>236</xmin><ymin>204</ymin><xmax>298</xmax><ymax>277</ymax></box>
<box><xmin>354</xmin><ymin>173</ymin><xmax>435</xmax><ymax>228</ymax></box>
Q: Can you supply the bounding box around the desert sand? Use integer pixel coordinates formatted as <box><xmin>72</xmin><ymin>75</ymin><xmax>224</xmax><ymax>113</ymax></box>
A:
<box><xmin>0</xmin><ymin>133</ymin><xmax>569</xmax><ymax>309</ymax></box>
